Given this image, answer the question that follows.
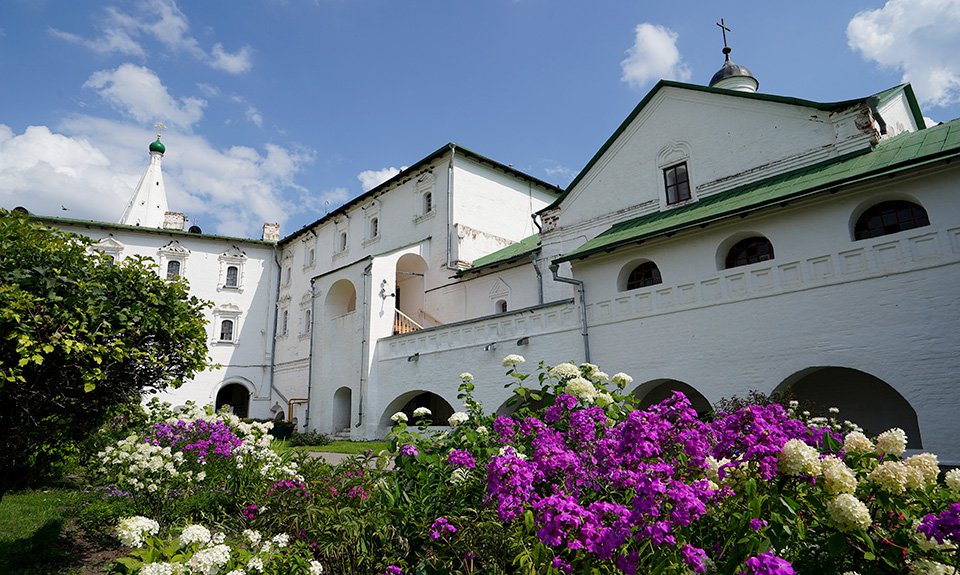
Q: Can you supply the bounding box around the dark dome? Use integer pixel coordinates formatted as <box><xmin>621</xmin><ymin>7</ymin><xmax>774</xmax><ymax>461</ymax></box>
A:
<box><xmin>149</xmin><ymin>138</ymin><xmax>166</xmax><ymax>154</ymax></box>
<box><xmin>709</xmin><ymin>59</ymin><xmax>757</xmax><ymax>88</ymax></box>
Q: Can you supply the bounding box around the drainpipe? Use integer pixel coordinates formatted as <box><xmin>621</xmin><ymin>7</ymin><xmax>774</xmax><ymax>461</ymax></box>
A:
<box><xmin>305</xmin><ymin>277</ymin><xmax>317</xmax><ymax>429</ymax></box>
<box><xmin>549</xmin><ymin>263</ymin><xmax>590</xmax><ymax>363</ymax></box>
<box><xmin>267</xmin><ymin>245</ymin><xmax>286</xmax><ymax>407</ymax></box>
<box><xmin>530</xmin><ymin>252</ymin><xmax>543</xmax><ymax>305</ymax></box>
<box><xmin>357</xmin><ymin>262</ymin><xmax>373</xmax><ymax>429</ymax></box>
<box><xmin>446</xmin><ymin>144</ymin><xmax>456</xmax><ymax>270</ymax></box>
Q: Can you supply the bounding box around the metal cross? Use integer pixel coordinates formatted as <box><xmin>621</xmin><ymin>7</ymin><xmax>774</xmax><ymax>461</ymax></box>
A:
<box><xmin>717</xmin><ymin>18</ymin><xmax>732</xmax><ymax>60</ymax></box>
<box><xmin>154</xmin><ymin>122</ymin><xmax>166</xmax><ymax>138</ymax></box>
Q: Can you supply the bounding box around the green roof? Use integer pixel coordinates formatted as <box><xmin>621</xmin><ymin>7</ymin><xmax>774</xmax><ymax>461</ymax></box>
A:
<box><xmin>461</xmin><ymin>233</ymin><xmax>541</xmax><ymax>275</ymax></box>
<box><xmin>29</xmin><ymin>214</ymin><xmax>276</xmax><ymax>246</ymax></box>
<box><xmin>545</xmin><ymin>81</ymin><xmax>924</xmax><ymax>210</ymax></box>
<box><xmin>555</xmin><ymin>119</ymin><xmax>960</xmax><ymax>264</ymax></box>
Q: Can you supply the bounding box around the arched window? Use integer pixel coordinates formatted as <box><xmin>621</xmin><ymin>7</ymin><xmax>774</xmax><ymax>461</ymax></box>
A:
<box><xmin>338</xmin><ymin>232</ymin><xmax>348</xmax><ymax>252</ymax></box>
<box><xmin>166</xmin><ymin>260</ymin><xmax>181</xmax><ymax>279</ymax></box>
<box><xmin>225</xmin><ymin>265</ymin><xmax>239</xmax><ymax>287</ymax></box>
<box><xmin>854</xmin><ymin>200</ymin><xmax>930</xmax><ymax>240</ymax></box>
<box><xmin>370</xmin><ymin>217</ymin><xmax>380</xmax><ymax>238</ymax></box>
<box><xmin>423</xmin><ymin>192</ymin><xmax>433</xmax><ymax>214</ymax></box>
<box><xmin>496</xmin><ymin>299</ymin><xmax>508</xmax><ymax>314</ymax></box>
<box><xmin>281</xmin><ymin>310</ymin><xmax>289</xmax><ymax>335</ymax></box>
<box><xmin>625</xmin><ymin>262</ymin><xmax>662</xmax><ymax>290</ymax></box>
<box><xmin>725</xmin><ymin>236</ymin><xmax>774</xmax><ymax>269</ymax></box>
<box><xmin>304</xmin><ymin>310</ymin><xmax>312</xmax><ymax>333</ymax></box>
<box><xmin>219</xmin><ymin>320</ymin><xmax>234</xmax><ymax>341</ymax></box>
<box><xmin>663</xmin><ymin>162</ymin><xmax>691</xmax><ymax>205</ymax></box>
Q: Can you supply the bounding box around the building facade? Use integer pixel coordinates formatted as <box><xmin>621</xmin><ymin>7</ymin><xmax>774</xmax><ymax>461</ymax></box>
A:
<box><xmin>26</xmin><ymin>58</ymin><xmax>960</xmax><ymax>464</ymax></box>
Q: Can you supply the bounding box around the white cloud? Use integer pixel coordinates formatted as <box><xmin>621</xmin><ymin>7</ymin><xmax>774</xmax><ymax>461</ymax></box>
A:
<box><xmin>84</xmin><ymin>64</ymin><xmax>206</xmax><ymax>130</ymax></box>
<box><xmin>51</xmin><ymin>0</ymin><xmax>251</xmax><ymax>74</ymax></box>
<box><xmin>0</xmin><ymin>116</ymin><xmax>314</xmax><ymax>239</ymax></box>
<box><xmin>245</xmin><ymin>106</ymin><xmax>263</xmax><ymax>128</ymax></box>
<box><xmin>621</xmin><ymin>23</ymin><xmax>691</xmax><ymax>88</ymax></box>
<box><xmin>357</xmin><ymin>166</ymin><xmax>405</xmax><ymax>191</ymax></box>
<box><xmin>210</xmin><ymin>43</ymin><xmax>253</xmax><ymax>74</ymax></box>
<box><xmin>848</xmin><ymin>0</ymin><xmax>960</xmax><ymax>108</ymax></box>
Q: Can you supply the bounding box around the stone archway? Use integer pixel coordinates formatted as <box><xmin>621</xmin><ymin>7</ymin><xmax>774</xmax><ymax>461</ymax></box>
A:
<box><xmin>215</xmin><ymin>383</ymin><xmax>250</xmax><ymax>418</ymax></box>
<box><xmin>777</xmin><ymin>367</ymin><xmax>921</xmax><ymax>448</ymax></box>
<box><xmin>632</xmin><ymin>379</ymin><xmax>712</xmax><ymax>416</ymax></box>
<box><xmin>381</xmin><ymin>390</ymin><xmax>455</xmax><ymax>428</ymax></box>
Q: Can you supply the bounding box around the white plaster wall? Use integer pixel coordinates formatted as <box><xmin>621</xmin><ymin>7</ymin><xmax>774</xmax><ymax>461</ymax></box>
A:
<box><xmin>556</xmin><ymin>87</ymin><xmax>883</xmax><ymax>238</ymax></box>
<box><xmin>53</xmin><ymin>222</ymin><xmax>279</xmax><ymax>418</ymax></box>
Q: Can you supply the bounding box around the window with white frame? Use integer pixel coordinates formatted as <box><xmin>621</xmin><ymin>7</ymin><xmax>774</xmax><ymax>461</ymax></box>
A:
<box><xmin>657</xmin><ymin>141</ymin><xmax>696</xmax><ymax>209</ymax></box>
<box><xmin>219</xmin><ymin>246</ymin><xmax>247</xmax><ymax>291</ymax></box>
<box><xmin>166</xmin><ymin>260</ymin><xmax>182</xmax><ymax>279</ymax></box>
<box><xmin>212</xmin><ymin>304</ymin><xmax>242</xmax><ymax>344</ymax></box>
<box><xmin>219</xmin><ymin>320</ymin><xmax>234</xmax><ymax>341</ymax></box>
<box><xmin>158</xmin><ymin>240</ymin><xmax>189</xmax><ymax>281</ymax></box>
<box><xmin>414</xmin><ymin>171</ymin><xmax>436</xmax><ymax>222</ymax></box>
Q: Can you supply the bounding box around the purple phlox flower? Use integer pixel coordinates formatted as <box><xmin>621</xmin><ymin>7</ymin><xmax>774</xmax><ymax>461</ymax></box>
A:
<box><xmin>486</xmin><ymin>452</ymin><xmax>539</xmax><ymax>521</ymax></box>
<box><xmin>428</xmin><ymin>517</ymin><xmax>457</xmax><ymax>540</ymax></box>
<box><xmin>615</xmin><ymin>551</ymin><xmax>640</xmax><ymax>575</ymax></box>
<box><xmin>749</xmin><ymin>518</ymin><xmax>768</xmax><ymax>531</ymax></box>
<box><xmin>494</xmin><ymin>416</ymin><xmax>517</xmax><ymax>444</ymax></box>
<box><xmin>681</xmin><ymin>545</ymin><xmax>709</xmax><ymax>574</ymax></box>
<box><xmin>447</xmin><ymin>449</ymin><xmax>476</xmax><ymax>469</ymax></box>
<box><xmin>741</xmin><ymin>552</ymin><xmax>794</xmax><ymax>575</ymax></box>
<box><xmin>148</xmin><ymin>419</ymin><xmax>242</xmax><ymax>462</ymax></box>
<box><xmin>267</xmin><ymin>479</ymin><xmax>312</xmax><ymax>500</ymax></box>
<box><xmin>348</xmin><ymin>485</ymin><xmax>368</xmax><ymax>500</ymax></box>
<box><xmin>551</xmin><ymin>556</ymin><xmax>573</xmax><ymax>574</ymax></box>
<box><xmin>382</xmin><ymin>566</ymin><xmax>402</xmax><ymax>575</ymax></box>
<box><xmin>918</xmin><ymin>501</ymin><xmax>960</xmax><ymax>545</ymax></box>
<box><xmin>399</xmin><ymin>444</ymin><xmax>419</xmax><ymax>457</ymax></box>
<box><xmin>545</xmin><ymin>394</ymin><xmax>580</xmax><ymax>423</ymax></box>
<box><xmin>242</xmin><ymin>504</ymin><xmax>258</xmax><ymax>520</ymax></box>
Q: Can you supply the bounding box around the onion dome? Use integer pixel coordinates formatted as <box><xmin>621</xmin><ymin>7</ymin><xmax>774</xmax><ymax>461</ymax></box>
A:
<box><xmin>149</xmin><ymin>137</ymin><xmax>166</xmax><ymax>154</ymax></box>
<box><xmin>709</xmin><ymin>19</ymin><xmax>758</xmax><ymax>93</ymax></box>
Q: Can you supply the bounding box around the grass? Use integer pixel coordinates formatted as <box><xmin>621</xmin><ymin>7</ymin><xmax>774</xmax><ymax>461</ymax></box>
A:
<box><xmin>274</xmin><ymin>439</ymin><xmax>390</xmax><ymax>455</ymax></box>
<box><xmin>0</xmin><ymin>488</ymin><xmax>79</xmax><ymax>574</ymax></box>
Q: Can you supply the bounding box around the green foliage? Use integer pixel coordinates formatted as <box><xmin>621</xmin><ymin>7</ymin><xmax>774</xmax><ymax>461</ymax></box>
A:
<box><xmin>0</xmin><ymin>488</ymin><xmax>79</xmax><ymax>574</ymax></box>
<box><xmin>0</xmin><ymin>210</ymin><xmax>210</xmax><ymax>498</ymax></box>
<box><xmin>286</xmin><ymin>430</ymin><xmax>332</xmax><ymax>447</ymax></box>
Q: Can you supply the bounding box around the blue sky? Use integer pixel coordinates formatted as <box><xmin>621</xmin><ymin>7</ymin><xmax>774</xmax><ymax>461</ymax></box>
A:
<box><xmin>2</xmin><ymin>0</ymin><xmax>958</xmax><ymax>238</ymax></box>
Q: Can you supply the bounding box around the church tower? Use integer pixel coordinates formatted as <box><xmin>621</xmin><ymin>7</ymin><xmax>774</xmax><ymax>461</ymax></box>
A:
<box><xmin>119</xmin><ymin>125</ymin><xmax>169</xmax><ymax>228</ymax></box>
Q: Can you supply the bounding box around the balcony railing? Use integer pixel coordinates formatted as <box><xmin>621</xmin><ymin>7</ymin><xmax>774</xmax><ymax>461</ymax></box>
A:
<box><xmin>394</xmin><ymin>309</ymin><xmax>424</xmax><ymax>335</ymax></box>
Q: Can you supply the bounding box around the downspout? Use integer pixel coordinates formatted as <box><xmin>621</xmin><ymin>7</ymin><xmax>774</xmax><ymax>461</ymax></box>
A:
<box><xmin>357</xmin><ymin>263</ymin><xmax>373</xmax><ymax>429</ymax></box>
<box><xmin>549</xmin><ymin>263</ymin><xmax>590</xmax><ymax>363</ymax></box>
<box><xmin>530</xmin><ymin>252</ymin><xmax>543</xmax><ymax>305</ymax></box>
<box><xmin>531</xmin><ymin>214</ymin><xmax>543</xmax><ymax>305</ymax></box>
<box><xmin>446</xmin><ymin>144</ymin><xmax>457</xmax><ymax>270</ymax></box>
<box><xmin>305</xmin><ymin>277</ymin><xmax>317</xmax><ymax>429</ymax></box>
<box><xmin>268</xmin><ymin>246</ymin><xmax>287</xmax><ymax>406</ymax></box>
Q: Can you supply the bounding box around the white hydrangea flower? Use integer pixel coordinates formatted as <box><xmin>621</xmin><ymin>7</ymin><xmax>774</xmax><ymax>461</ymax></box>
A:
<box><xmin>905</xmin><ymin>453</ymin><xmax>940</xmax><ymax>486</ymax></box>
<box><xmin>140</xmin><ymin>562</ymin><xmax>181</xmax><ymax>575</ymax></box>
<box><xmin>448</xmin><ymin>412</ymin><xmax>469</xmax><ymax>426</ymax></box>
<box><xmin>271</xmin><ymin>533</ymin><xmax>290</xmax><ymax>548</ymax></box>
<box><xmin>247</xmin><ymin>557</ymin><xmax>265</xmax><ymax>572</ymax></box>
<box><xmin>778</xmin><ymin>439</ymin><xmax>821</xmax><ymax>476</ymax></box>
<box><xmin>875</xmin><ymin>428</ymin><xmax>907</xmax><ymax>457</ymax></box>
<box><xmin>843</xmin><ymin>431</ymin><xmax>873</xmax><ymax>454</ymax></box>
<box><xmin>595</xmin><ymin>392</ymin><xmax>614</xmax><ymax>408</ymax></box>
<box><xmin>593</xmin><ymin>371</ymin><xmax>609</xmax><ymax>382</ymax></box>
<box><xmin>549</xmin><ymin>363</ymin><xmax>580</xmax><ymax>378</ymax></box>
<box><xmin>828</xmin><ymin>407</ymin><xmax>840</xmax><ymax>414</ymax></box>
<box><xmin>611</xmin><ymin>372</ymin><xmax>633</xmax><ymax>387</ymax></box>
<box><xmin>565</xmin><ymin>376</ymin><xmax>598</xmax><ymax>404</ymax></box>
<box><xmin>187</xmin><ymin>544</ymin><xmax>232</xmax><ymax>575</ymax></box>
<box><xmin>413</xmin><ymin>407</ymin><xmax>432</xmax><ymax>418</ymax></box>
<box><xmin>459</xmin><ymin>372</ymin><xmax>473</xmax><ymax>382</ymax></box>
<box><xmin>309</xmin><ymin>560</ymin><xmax>325</xmax><ymax>575</ymax></box>
<box><xmin>243</xmin><ymin>529</ymin><xmax>262</xmax><ymax>546</ymax></box>
<box><xmin>579</xmin><ymin>362</ymin><xmax>600</xmax><ymax>377</ymax></box>
<box><xmin>116</xmin><ymin>516</ymin><xmax>159</xmax><ymax>548</ymax></box>
<box><xmin>475</xmin><ymin>426</ymin><xmax>488</xmax><ymax>435</ymax></box>
<box><xmin>826</xmin><ymin>493</ymin><xmax>871</xmax><ymax>532</ymax></box>
<box><xmin>869</xmin><ymin>460</ymin><xmax>911</xmax><ymax>494</ymax></box>
<box><xmin>179</xmin><ymin>524</ymin><xmax>212</xmax><ymax>547</ymax></box>
<box><xmin>502</xmin><ymin>354</ymin><xmax>525</xmax><ymax>367</ymax></box>
<box><xmin>226</xmin><ymin>570</ymin><xmax>245</xmax><ymax>575</ymax></box>
<box><xmin>944</xmin><ymin>468</ymin><xmax>960</xmax><ymax>493</ymax></box>
<box><xmin>498</xmin><ymin>445</ymin><xmax>527</xmax><ymax>460</ymax></box>
<box><xmin>390</xmin><ymin>411</ymin><xmax>408</xmax><ymax>424</ymax></box>
<box><xmin>821</xmin><ymin>456</ymin><xmax>857</xmax><ymax>494</ymax></box>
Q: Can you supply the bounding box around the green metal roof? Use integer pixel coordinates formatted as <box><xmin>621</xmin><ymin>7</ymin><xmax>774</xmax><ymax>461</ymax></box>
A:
<box><xmin>461</xmin><ymin>233</ymin><xmax>541</xmax><ymax>275</ymax></box>
<box><xmin>29</xmin><ymin>214</ymin><xmax>276</xmax><ymax>246</ymax></box>
<box><xmin>555</xmin><ymin>119</ymin><xmax>960</xmax><ymax>264</ymax></box>
<box><xmin>545</xmin><ymin>81</ymin><xmax>924</xmax><ymax>210</ymax></box>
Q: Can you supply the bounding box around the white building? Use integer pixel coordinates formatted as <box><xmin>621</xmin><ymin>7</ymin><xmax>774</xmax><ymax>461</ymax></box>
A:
<box><xmin>24</xmin><ymin>52</ymin><xmax>960</xmax><ymax>464</ymax></box>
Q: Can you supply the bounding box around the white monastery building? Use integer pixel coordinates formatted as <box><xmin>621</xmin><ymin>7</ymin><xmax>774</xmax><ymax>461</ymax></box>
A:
<box><xmin>22</xmin><ymin>49</ymin><xmax>960</xmax><ymax>464</ymax></box>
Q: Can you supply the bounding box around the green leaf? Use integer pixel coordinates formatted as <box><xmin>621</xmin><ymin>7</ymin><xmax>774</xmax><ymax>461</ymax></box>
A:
<box><xmin>84</xmin><ymin>382</ymin><xmax>96</xmax><ymax>393</ymax></box>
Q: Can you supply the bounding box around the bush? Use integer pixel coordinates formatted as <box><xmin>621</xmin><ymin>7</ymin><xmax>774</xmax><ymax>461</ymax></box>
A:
<box><xmin>286</xmin><ymin>430</ymin><xmax>331</xmax><ymax>447</ymax></box>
